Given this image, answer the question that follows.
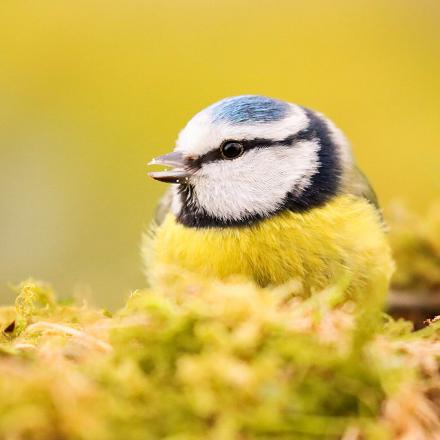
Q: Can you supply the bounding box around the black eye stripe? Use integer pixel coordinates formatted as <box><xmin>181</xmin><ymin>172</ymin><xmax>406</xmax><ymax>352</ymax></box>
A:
<box><xmin>188</xmin><ymin>129</ymin><xmax>316</xmax><ymax>169</ymax></box>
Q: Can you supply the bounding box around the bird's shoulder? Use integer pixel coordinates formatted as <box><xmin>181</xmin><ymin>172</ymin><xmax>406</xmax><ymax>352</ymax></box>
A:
<box><xmin>342</xmin><ymin>165</ymin><xmax>380</xmax><ymax>209</ymax></box>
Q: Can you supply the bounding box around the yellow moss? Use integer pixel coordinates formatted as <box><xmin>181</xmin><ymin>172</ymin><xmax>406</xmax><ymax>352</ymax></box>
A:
<box><xmin>0</xmin><ymin>275</ymin><xmax>438</xmax><ymax>439</ymax></box>
<box><xmin>387</xmin><ymin>201</ymin><xmax>440</xmax><ymax>291</ymax></box>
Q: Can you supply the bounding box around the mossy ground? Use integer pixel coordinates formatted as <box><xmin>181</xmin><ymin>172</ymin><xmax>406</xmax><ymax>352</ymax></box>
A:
<box><xmin>0</xmin><ymin>275</ymin><xmax>438</xmax><ymax>440</ymax></box>
<box><xmin>0</xmin><ymin>203</ymin><xmax>439</xmax><ymax>440</ymax></box>
<box><xmin>388</xmin><ymin>201</ymin><xmax>440</xmax><ymax>291</ymax></box>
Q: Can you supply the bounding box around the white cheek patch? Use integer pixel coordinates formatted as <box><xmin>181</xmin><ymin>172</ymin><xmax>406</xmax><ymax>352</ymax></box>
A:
<box><xmin>188</xmin><ymin>141</ymin><xmax>320</xmax><ymax>221</ymax></box>
<box><xmin>175</xmin><ymin>104</ymin><xmax>309</xmax><ymax>158</ymax></box>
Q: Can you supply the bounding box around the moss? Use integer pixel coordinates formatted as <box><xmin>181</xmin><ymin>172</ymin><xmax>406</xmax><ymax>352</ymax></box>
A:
<box><xmin>387</xmin><ymin>201</ymin><xmax>440</xmax><ymax>291</ymax></box>
<box><xmin>0</xmin><ymin>276</ymin><xmax>439</xmax><ymax>440</ymax></box>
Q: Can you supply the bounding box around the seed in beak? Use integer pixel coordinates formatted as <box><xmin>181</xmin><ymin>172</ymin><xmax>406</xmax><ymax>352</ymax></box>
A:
<box><xmin>148</xmin><ymin>169</ymin><xmax>190</xmax><ymax>184</ymax></box>
<box><xmin>148</xmin><ymin>151</ymin><xmax>191</xmax><ymax>184</ymax></box>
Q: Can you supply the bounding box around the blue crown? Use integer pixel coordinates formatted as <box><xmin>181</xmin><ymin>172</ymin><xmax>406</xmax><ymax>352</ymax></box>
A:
<box><xmin>210</xmin><ymin>95</ymin><xmax>289</xmax><ymax>125</ymax></box>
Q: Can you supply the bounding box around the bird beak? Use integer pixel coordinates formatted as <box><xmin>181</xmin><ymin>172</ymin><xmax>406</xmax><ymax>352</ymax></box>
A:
<box><xmin>148</xmin><ymin>151</ymin><xmax>191</xmax><ymax>184</ymax></box>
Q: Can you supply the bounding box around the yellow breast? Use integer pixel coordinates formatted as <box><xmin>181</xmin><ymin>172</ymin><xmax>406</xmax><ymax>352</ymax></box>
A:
<box><xmin>146</xmin><ymin>195</ymin><xmax>394</xmax><ymax>297</ymax></box>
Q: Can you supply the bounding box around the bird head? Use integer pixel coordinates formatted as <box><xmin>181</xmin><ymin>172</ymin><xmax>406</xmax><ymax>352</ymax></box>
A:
<box><xmin>149</xmin><ymin>95</ymin><xmax>353</xmax><ymax>228</ymax></box>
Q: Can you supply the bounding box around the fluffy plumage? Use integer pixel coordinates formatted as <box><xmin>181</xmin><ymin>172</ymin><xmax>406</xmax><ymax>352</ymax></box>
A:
<box><xmin>145</xmin><ymin>95</ymin><xmax>393</xmax><ymax>294</ymax></box>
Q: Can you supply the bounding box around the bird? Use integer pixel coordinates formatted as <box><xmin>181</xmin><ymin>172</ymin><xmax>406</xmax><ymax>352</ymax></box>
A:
<box><xmin>144</xmin><ymin>95</ymin><xmax>394</xmax><ymax>299</ymax></box>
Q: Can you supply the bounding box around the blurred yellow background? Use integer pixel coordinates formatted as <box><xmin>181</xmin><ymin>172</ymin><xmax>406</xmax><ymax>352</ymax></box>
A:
<box><xmin>0</xmin><ymin>0</ymin><xmax>439</xmax><ymax>307</ymax></box>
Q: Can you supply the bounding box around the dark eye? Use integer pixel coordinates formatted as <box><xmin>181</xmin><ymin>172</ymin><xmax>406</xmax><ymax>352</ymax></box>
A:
<box><xmin>220</xmin><ymin>141</ymin><xmax>244</xmax><ymax>159</ymax></box>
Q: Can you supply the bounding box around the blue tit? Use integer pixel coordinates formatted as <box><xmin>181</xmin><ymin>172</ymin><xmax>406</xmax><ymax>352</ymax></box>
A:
<box><xmin>145</xmin><ymin>95</ymin><xmax>393</xmax><ymax>297</ymax></box>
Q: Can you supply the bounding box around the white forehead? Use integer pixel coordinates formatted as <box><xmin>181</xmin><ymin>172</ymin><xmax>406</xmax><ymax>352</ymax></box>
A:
<box><xmin>175</xmin><ymin>97</ymin><xmax>309</xmax><ymax>157</ymax></box>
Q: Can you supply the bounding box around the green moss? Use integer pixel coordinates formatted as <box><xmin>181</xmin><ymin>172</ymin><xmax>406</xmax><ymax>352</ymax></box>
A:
<box><xmin>388</xmin><ymin>201</ymin><xmax>440</xmax><ymax>291</ymax></box>
<box><xmin>0</xmin><ymin>277</ymin><xmax>439</xmax><ymax>439</ymax></box>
